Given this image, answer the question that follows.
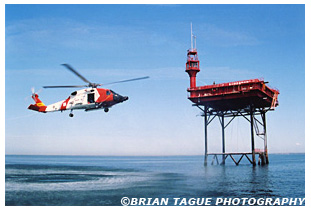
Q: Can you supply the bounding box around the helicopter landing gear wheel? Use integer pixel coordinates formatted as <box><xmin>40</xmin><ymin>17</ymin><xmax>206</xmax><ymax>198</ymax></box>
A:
<box><xmin>69</xmin><ymin>111</ymin><xmax>74</xmax><ymax>117</ymax></box>
<box><xmin>104</xmin><ymin>108</ymin><xmax>109</xmax><ymax>113</ymax></box>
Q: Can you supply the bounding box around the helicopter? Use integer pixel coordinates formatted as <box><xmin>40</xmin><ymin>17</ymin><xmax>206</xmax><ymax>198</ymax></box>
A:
<box><xmin>28</xmin><ymin>64</ymin><xmax>149</xmax><ymax>117</ymax></box>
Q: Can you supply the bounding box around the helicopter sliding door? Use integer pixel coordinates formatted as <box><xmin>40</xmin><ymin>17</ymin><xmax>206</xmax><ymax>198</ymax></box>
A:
<box><xmin>87</xmin><ymin>93</ymin><xmax>95</xmax><ymax>103</ymax></box>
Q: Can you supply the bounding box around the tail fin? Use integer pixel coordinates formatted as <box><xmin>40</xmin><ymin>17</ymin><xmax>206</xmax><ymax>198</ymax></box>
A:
<box><xmin>28</xmin><ymin>94</ymin><xmax>47</xmax><ymax>112</ymax></box>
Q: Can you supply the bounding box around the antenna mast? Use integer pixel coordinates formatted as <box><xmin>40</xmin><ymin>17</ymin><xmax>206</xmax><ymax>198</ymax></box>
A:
<box><xmin>190</xmin><ymin>22</ymin><xmax>197</xmax><ymax>50</ymax></box>
<box><xmin>191</xmin><ymin>22</ymin><xmax>193</xmax><ymax>50</ymax></box>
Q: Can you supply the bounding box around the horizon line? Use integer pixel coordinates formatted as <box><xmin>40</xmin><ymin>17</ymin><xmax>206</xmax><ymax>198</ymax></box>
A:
<box><xmin>5</xmin><ymin>152</ymin><xmax>305</xmax><ymax>157</ymax></box>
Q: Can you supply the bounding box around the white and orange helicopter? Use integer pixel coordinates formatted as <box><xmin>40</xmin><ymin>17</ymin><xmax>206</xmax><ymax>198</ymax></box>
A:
<box><xmin>28</xmin><ymin>64</ymin><xmax>149</xmax><ymax>117</ymax></box>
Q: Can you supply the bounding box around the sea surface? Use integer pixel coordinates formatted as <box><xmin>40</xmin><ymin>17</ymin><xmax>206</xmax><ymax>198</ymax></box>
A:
<box><xmin>5</xmin><ymin>154</ymin><xmax>305</xmax><ymax>206</ymax></box>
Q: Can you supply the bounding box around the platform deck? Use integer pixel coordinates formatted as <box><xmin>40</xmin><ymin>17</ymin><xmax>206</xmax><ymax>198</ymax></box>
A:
<box><xmin>188</xmin><ymin>79</ymin><xmax>279</xmax><ymax>111</ymax></box>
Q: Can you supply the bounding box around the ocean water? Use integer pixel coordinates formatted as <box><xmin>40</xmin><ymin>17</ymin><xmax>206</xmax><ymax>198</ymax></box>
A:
<box><xmin>5</xmin><ymin>154</ymin><xmax>305</xmax><ymax>206</ymax></box>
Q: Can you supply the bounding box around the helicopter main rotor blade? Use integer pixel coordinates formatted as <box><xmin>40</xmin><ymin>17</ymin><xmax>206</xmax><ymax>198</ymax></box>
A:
<box><xmin>43</xmin><ymin>85</ymin><xmax>87</xmax><ymax>88</ymax></box>
<box><xmin>102</xmin><ymin>76</ymin><xmax>150</xmax><ymax>85</ymax></box>
<box><xmin>61</xmin><ymin>64</ymin><xmax>92</xmax><ymax>84</ymax></box>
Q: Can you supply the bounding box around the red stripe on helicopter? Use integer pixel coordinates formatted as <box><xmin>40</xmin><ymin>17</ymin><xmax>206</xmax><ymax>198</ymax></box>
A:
<box><xmin>60</xmin><ymin>97</ymin><xmax>70</xmax><ymax>110</ymax></box>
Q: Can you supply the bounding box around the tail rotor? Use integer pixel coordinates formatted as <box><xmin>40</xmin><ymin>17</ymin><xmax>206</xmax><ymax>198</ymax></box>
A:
<box><xmin>25</xmin><ymin>87</ymin><xmax>42</xmax><ymax>101</ymax></box>
<box><xmin>31</xmin><ymin>87</ymin><xmax>35</xmax><ymax>96</ymax></box>
<box><xmin>30</xmin><ymin>87</ymin><xmax>42</xmax><ymax>98</ymax></box>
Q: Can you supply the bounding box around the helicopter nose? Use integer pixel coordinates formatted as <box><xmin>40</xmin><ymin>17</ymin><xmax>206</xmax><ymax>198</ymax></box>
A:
<box><xmin>113</xmin><ymin>94</ymin><xmax>129</xmax><ymax>103</ymax></box>
<box><xmin>123</xmin><ymin>96</ymin><xmax>129</xmax><ymax>101</ymax></box>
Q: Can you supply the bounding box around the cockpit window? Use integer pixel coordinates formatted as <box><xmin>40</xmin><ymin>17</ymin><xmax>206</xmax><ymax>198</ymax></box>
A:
<box><xmin>71</xmin><ymin>91</ymin><xmax>77</xmax><ymax>96</ymax></box>
<box><xmin>106</xmin><ymin>90</ymin><xmax>111</xmax><ymax>95</ymax></box>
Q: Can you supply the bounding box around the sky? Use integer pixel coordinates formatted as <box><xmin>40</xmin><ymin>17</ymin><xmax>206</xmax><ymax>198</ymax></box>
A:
<box><xmin>4</xmin><ymin>4</ymin><xmax>306</xmax><ymax>156</ymax></box>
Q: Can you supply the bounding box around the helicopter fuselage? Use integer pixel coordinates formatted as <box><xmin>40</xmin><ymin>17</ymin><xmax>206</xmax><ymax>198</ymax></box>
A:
<box><xmin>28</xmin><ymin>88</ymin><xmax>128</xmax><ymax>115</ymax></box>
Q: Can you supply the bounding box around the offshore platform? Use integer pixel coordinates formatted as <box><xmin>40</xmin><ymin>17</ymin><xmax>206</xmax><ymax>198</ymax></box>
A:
<box><xmin>186</xmin><ymin>25</ymin><xmax>279</xmax><ymax>166</ymax></box>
